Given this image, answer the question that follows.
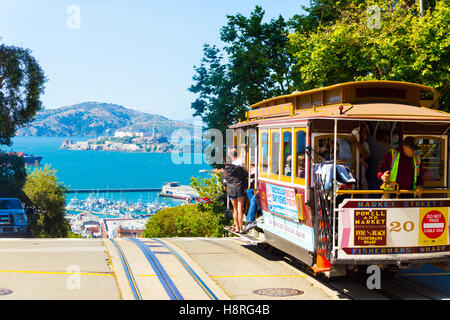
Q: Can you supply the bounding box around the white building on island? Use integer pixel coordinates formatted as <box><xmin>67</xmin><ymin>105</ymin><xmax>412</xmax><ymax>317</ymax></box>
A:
<box><xmin>114</xmin><ymin>131</ymin><xmax>144</xmax><ymax>138</ymax></box>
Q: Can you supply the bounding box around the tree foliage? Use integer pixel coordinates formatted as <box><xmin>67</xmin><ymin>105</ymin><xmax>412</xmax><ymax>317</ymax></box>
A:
<box><xmin>142</xmin><ymin>204</ymin><xmax>227</xmax><ymax>238</ymax></box>
<box><xmin>23</xmin><ymin>165</ymin><xmax>70</xmax><ymax>238</ymax></box>
<box><xmin>289</xmin><ymin>0</ymin><xmax>366</xmax><ymax>34</ymax></box>
<box><xmin>190</xmin><ymin>0</ymin><xmax>449</xmax><ymax>134</ymax></box>
<box><xmin>189</xmin><ymin>6</ymin><xmax>296</xmax><ymax>134</ymax></box>
<box><xmin>288</xmin><ymin>0</ymin><xmax>450</xmax><ymax>109</ymax></box>
<box><xmin>0</xmin><ymin>153</ymin><xmax>26</xmax><ymax>198</ymax></box>
<box><xmin>190</xmin><ymin>172</ymin><xmax>227</xmax><ymax>214</ymax></box>
<box><xmin>0</xmin><ymin>44</ymin><xmax>46</xmax><ymax>146</ymax></box>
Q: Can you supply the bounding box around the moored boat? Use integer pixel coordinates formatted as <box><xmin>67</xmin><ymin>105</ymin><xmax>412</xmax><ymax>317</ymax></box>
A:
<box><xmin>159</xmin><ymin>182</ymin><xmax>198</xmax><ymax>200</ymax></box>
<box><xmin>7</xmin><ymin>152</ymin><xmax>43</xmax><ymax>166</ymax></box>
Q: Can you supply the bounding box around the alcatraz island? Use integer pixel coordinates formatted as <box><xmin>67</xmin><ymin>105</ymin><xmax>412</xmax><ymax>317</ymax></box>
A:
<box><xmin>60</xmin><ymin>130</ymin><xmax>176</xmax><ymax>153</ymax></box>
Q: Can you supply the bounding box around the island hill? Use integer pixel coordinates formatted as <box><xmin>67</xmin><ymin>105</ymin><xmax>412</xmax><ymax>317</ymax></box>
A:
<box><xmin>17</xmin><ymin>102</ymin><xmax>195</xmax><ymax>153</ymax></box>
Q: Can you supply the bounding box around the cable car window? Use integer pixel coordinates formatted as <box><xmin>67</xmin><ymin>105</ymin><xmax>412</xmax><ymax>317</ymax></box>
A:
<box><xmin>295</xmin><ymin>130</ymin><xmax>306</xmax><ymax>180</ymax></box>
<box><xmin>271</xmin><ymin>130</ymin><xmax>280</xmax><ymax>176</ymax></box>
<box><xmin>314</xmin><ymin>134</ymin><xmax>355</xmax><ymax>171</ymax></box>
<box><xmin>317</xmin><ymin>138</ymin><xmax>334</xmax><ymax>161</ymax></box>
<box><xmin>282</xmin><ymin>131</ymin><xmax>292</xmax><ymax>177</ymax></box>
<box><xmin>261</xmin><ymin>131</ymin><xmax>269</xmax><ymax>176</ymax></box>
<box><xmin>414</xmin><ymin>136</ymin><xmax>447</xmax><ymax>187</ymax></box>
<box><xmin>242</xmin><ymin>132</ymin><xmax>248</xmax><ymax>168</ymax></box>
<box><xmin>234</xmin><ymin>129</ymin><xmax>242</xmax><ymax>158</ymax></box>
<box><xmin>249</xmin><ymin>130</ymin><xmax>256</xmax><ymax>167</ymax></box>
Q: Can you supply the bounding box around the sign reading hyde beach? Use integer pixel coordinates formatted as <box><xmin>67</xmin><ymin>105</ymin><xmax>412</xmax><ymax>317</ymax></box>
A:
<box><xmin>170</xmin><ymin>123</ymin><xmax>255</xmax><ymax>165</ymax></box>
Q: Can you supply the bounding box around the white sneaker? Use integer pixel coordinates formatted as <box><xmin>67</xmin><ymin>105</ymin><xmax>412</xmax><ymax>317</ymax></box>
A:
<box><xmin>244</xmin><ymin>222</ymin><xmax>256</xmax><ymax>232</ymax></box>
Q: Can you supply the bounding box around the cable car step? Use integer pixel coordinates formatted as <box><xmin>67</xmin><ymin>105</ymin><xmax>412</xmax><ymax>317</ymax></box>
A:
<box><xmin>224</xmin><ymin>227</ymin><xmax>263</xmax><ymax>244</ymax></box>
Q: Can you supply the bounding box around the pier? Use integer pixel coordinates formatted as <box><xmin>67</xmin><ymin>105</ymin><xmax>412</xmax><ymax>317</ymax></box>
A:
<box><xmin>67</xmin><ymin>188</ymin><xmax>162</xmax><ymax>194</ymax></box>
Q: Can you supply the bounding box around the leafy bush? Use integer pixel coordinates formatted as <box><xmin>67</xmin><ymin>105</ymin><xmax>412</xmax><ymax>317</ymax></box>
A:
<box><xmin>143</xmin><ymin>206</ymin><xmax>184</xmax><ymax>237</ymax></box>
<box><xmin>0</xmin><ymin>153</ymin><xmax>27</xmax><ymax>198</ymax></box>
<box><xmin>23</xmin><ymin>165</ymin><xmax>71</xmax><ymax>238</ymax></box>
<box><xmin>190</xmin><ymin>171</ymin><xmax>227</xmax><ymax>214</ymax></box>
<box><xmin>143</xmin><ymin>203</ymin><xmax>227</xmax><ymax>238</ymax></box>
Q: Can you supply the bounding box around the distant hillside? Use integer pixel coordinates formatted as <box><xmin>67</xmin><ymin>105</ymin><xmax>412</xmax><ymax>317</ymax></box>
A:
<box><xmin>16</xmin><ymin>102</ymin><xmax>193</xmax><ymax>137</ymax></box>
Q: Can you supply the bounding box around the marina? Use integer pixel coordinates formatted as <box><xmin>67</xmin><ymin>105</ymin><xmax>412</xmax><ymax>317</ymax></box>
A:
<box><xmin>65</xmin><ymin>193</ymin><xmax>170</xmax><ymax>217</ymax></box>
<box><xmin>64</xmin><ymin>193</ymin><xmax>176</xmax><ymax>238</ymax></box>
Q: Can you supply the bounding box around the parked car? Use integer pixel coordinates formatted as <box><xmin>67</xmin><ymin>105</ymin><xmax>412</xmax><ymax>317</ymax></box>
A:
<box><xmin>0</xmin><ymin>198</ymin><xmax>28</xmax><ymax>235</ymax></box>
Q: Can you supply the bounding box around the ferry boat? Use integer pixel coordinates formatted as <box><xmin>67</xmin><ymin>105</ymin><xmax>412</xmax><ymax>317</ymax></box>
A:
<box><xmin>159</xmin><ymin>182</ymin><xmax>198</xmax><ymax>200</ymax></box>
<box><xmin>7</xmin><ymin>152</ymin><xmax>43</xmax><ymax>166</ymax></box>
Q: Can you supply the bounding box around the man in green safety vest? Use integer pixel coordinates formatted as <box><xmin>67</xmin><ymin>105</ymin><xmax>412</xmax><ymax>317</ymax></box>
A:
<box><xmin>377</xmin><ymin>136</ymin><xmax>424</xmax><ymax>198</ymax></box>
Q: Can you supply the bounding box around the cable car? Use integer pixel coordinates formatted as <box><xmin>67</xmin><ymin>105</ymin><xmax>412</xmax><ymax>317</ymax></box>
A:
<box><xmin>229</xmin><ymin>80</ymin><xmax>450</xmax><ymax>277</ymax></box>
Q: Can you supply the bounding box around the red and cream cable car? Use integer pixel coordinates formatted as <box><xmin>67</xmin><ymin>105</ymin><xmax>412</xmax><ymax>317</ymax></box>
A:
<box><xmin>229</xmin><ymin>80</ymin><xmax>450</xmax><ymax>277</ymax></box>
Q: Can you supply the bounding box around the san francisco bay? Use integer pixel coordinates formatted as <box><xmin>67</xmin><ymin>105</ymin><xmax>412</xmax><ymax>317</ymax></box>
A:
<box><xmin>6</xmin><ymin>136</ymin><xmax>212</xmax><ymax>208</ymax></box>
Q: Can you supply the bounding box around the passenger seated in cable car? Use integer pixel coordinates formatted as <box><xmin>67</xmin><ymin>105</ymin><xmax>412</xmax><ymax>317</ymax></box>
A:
<box><xmin>297</xmin><ymin>153</ymin><xmax>305</xmax><ymax>178</ymax></box>
<box><xmin>317</xmin><ymin>138</ymin><xmax>334</xmax><ymax>161</ymax></box>
<box><xmin>284</xmin><ymin>154</ymin><xmax>292</xmax><ymax>176</ymax></box>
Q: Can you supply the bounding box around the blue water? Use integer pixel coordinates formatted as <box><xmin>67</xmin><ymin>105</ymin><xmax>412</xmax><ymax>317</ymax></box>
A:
<box><xmin>4</xmin><ymin>136</ymin><xmax>212</xmax><ymax>206</ymax></box>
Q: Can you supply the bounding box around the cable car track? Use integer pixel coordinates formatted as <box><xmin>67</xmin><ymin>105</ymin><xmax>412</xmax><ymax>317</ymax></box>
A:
<box><xmin>151</xmin><ymin>238</ymin><xmax>219</xmax><ymax>300</ymax></box>
<box><xmin>110</xmin><ymin>235</ymin><xmax>446</xmax><ymax>300</ymax></box>
<box><xmin>110</xmin><ymin>239</ymin><xmax>143</xmax><ymax>300</ymax></box>
<box><xmin>129</xmin><ymin>237</ymin><xmax>184</xmax><ymax>300</ymax></box>
<box><xmin>110</xmin><ymin>238</ymin><xmax>219</xmax><ymax>300</ymax></box>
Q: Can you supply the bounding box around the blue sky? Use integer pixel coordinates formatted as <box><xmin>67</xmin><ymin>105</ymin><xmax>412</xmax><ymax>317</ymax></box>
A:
<box><xmin>0</xmin><ymin>0</ymin><xmax>308</xmax><ymax>120</ymax></box>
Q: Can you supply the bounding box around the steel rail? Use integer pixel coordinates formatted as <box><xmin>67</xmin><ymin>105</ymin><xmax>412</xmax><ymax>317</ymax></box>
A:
<box><xmin>130</xmin><ymin>238</ymin><xmax>184</xmax><ymax>300</ymax></box>
<box><xmin>110</xmin><ymin>239</ymin><xmax>142</xmax><ymax>300</ymax></box>
<box><xmin>152</xmin><ymin>238</ymin><xmax>219</xmax><ymax>300</ymax></box>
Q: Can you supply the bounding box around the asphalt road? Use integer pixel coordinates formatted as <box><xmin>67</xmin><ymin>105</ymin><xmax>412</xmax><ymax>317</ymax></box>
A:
<box><xmin>0</xmin><ymin>237</ymin><xmax>338</xmax><ymax>300</ymax></box>
<box><xmin>0</xmin><ymin>237</ymin><xmax>448</xmax><ymax>301</ymax></box>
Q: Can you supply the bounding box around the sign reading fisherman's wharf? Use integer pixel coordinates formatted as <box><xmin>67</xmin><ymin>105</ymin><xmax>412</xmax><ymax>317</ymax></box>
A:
<box><xmin>354</xmin><ymin>210</ymin><xmax>387</xmax><ymax>246</ymax></box>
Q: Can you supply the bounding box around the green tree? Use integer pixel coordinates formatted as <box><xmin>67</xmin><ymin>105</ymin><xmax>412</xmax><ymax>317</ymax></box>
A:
<box><xmin>190</xmin><ymin>171</ymin><xmax>226</xmax><ymax>214</ymax></box>
<box><xmin>189</xmin><ymin>6</ymin><xmax>296</xmax><ymax>134</ymax></box>
<box><xmin>23</xmin><ymin>165</ymin><xmax>70</xmax><ymax>238</ymax></box>
<box><xmin>288</xmin><ymin>0</ymin><xmax>450</xmax><ymax>109</ymax></box>
<box><xmin>0</xmin><ymin>153</ymin><xmax>26</xmax><ymax>198</ymax></box>
<box><xmin>0</xmin><ymin>44</ymin><xmax>46</xmax><ymax>146</ymax></box>
<box><xmin>289</xmin><ymin>0</ymin><xmax>366</xmax><ymax>34</ymax></box>
<box><xmin>174</xmin><ymin>204</ymin><xmax>226</xmax><ymax>237</ymax></box>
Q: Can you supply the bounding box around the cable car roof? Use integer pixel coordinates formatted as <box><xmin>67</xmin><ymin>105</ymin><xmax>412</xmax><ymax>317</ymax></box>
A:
<box><xmin>248</xmin><ymin>80</ymin><xmax>440</xmax><ymax>110</ymax></box>
<box><xmin>231</xmin><ymin>102</ymin><xmax>450</xmax><ymax>128</ymax></box>
<box><xmin>231</xmin><ymin>81</ymin><xmax>445</xmax><ymax>128</ymax></box>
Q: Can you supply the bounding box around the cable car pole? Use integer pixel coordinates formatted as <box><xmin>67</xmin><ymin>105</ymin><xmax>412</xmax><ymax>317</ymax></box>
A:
<box><xmin>332</xmin><ymin>118</ymin><xmax>338</xmax><ymax>260</ymax></box>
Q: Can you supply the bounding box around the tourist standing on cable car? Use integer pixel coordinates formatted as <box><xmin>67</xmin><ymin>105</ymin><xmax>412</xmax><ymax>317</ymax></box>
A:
<box><xmin>378</xmin><ymin>136</ymin><xmax>424</xmax><ymax>198</ymax></box>
<box><xmin>223</xmin><ymin>149</ymin><xmax>248</xmax><ymax>233</ymax></box>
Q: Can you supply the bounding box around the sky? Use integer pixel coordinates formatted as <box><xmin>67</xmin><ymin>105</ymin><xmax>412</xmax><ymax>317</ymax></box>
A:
<box><xmin>0</xmin><ymin>0</ymin><xmax>308</xmax><ymax>121</ymax></box>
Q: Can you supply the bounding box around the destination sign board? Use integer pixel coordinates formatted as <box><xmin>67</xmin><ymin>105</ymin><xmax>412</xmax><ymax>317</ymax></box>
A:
<box><xmin>354</xmin><ymin>210</ymin><xmax>387</xmax><ymax>246</ymax></box>
<box><xmin>248</xmin><ymin>103</ymin><xmax>293</xmax><ymax>119</ymax></box>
